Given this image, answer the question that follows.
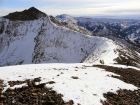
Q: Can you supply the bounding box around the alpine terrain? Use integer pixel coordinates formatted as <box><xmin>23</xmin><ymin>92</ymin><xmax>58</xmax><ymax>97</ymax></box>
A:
<box><xmin>0</xmin><ymin>7</ymin><xmax>140</xmax><ymax>105</ymax></box>
<box><xmin>56</xmin><ymin>15</ymin><xmax>140</xmax><ymax>53</ymax></box>
<box><xmin>0</xmin><ymin>7</ymin><xmax>140</xmax><ymax>67</ymax></box>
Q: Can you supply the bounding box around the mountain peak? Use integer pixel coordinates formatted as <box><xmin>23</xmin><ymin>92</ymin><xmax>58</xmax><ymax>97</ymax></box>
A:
<box><xmin>28</xmin><ymin>6</ymin><xmax>37</xmax><ymax>10</ymax></box>
<box><xmin>27</xmin><ymin>7</ymin><xmax>40</xmax><ymax>12</ymax></box>
<box><xmin>3</xmin><ymin>7</ymin><xmax>46</xmax><ymax>21</ymax></box>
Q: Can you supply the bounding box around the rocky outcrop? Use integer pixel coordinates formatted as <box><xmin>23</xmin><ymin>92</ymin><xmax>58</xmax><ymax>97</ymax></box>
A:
<box><xmin>0</xmin><ymin>78</ymin><xmax>74</xmax><ymax>105</ymax></box>
<box><xmin>101</xmin><ymin>89</ymin><xmax>140</xmax><ymax>105</ymax></box>
<box><xmin>94</xmin><ymin>65</ymin><xmax>140</xmax><ymax>105</ymax></box>
<box><xmin>3</xmin><ymin>7</ymin><xmax>46</xmax><ymax>21</ymax></box>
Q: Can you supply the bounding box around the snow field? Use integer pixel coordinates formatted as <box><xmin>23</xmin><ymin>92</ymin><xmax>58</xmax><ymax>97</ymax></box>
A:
<box><xmin>0</xmin><ymin>63</ymin><xmax>138</xmax><ymax>105</ymax></box>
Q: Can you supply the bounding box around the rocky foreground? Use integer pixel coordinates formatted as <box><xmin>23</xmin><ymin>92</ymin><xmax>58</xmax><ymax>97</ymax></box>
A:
<box><xmin>0</xmin><ymin>65</ymin><xmax>140</xmax><ymax>105</ymax></box>
<box><xmin>0</xmin><ymin>78</ymin><xmax>73</xmax><ymax>105</ymax></box>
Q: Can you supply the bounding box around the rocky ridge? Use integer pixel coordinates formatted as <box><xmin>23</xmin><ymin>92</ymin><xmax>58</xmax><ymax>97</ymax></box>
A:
<box><xmin>0</xmin><ymin>7</ymin><xmax>140</xmax><ymax>67</ymax></box>
<box><xmin>56</xmin><ymin>15</ymin><xmax>140</xmax><ymax>52</ymax></box>
<box><xmin>3</xmin><ymin>7</ymin><xmax>46</xmax><ymax>21</ymax></box>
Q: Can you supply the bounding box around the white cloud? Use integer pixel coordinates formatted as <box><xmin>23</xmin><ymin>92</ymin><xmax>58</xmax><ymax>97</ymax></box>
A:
<box><xmin>0</xmin><ymin>0</ymin><xmax>140</xmax><ymax>16</ymax></box>
<box><xmin>41</xmin><ymin>3</ymin><xmax>62</xmax><ymax>8</ymax></box>
<box><xmin>39</xmin><ymin>0</ymin><xmax>140</xmax><ymax>15</ymax></box>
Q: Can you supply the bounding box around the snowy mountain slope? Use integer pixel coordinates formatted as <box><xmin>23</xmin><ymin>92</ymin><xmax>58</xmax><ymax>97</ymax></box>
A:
<box><xmin>0</xmin><ymin>17</ymin><xmax>44</xmax><ymax>65</ymax></box>
<box><xmin>0</xmin><ymin>16</ymin><xmax>109</xmax><ymax>65</ymax></box>
<box><xmin>0</xmin><ymin>63</ymin><xmax>139</xmax><ymax>105</ymax></box>
<box><xmin>55</xmin><ymin>15</ymin><xmax>140</xmax><ymax>67</ymax></box>
<box><xmin>55</xmin><ymin>14</ymin><xmax>92</xmax><ymax>35</ymax></box>
<box><xmin>56</xmin><ymin>15</ymin><xmax>140</xmax><ymax>52</ymax></box>
<box><xmin>83</xmin><ymin>38</ymin><xmax>140</xmax><ymax>68</ymax></box>
<box><xmin>0</xmin><ymin>7</ymin><xmax>140</xmax><ymax>67</ymax></box>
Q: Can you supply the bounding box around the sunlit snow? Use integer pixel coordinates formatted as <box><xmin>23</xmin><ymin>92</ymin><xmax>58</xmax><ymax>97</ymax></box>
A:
<box><xmin>0</xmin><ymin>63</ymin><xmax>138</xmax><ymax>105</ymax></box>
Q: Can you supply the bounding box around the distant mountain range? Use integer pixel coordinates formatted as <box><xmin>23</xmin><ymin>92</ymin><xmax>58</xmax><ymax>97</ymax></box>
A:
<box><xmin>0</xmin><ymin>7</ymin><xmax>140</xmax><ymax>68</ymax></box>
<box><xmin>56</xmin><ymin>14</ymin><xmax>140</xmax><ymax>52</ymax></box>
<box><xmin>72</xmin><ymin>14</ymin><xmax>140</xmax><ymax>20</ymax></box>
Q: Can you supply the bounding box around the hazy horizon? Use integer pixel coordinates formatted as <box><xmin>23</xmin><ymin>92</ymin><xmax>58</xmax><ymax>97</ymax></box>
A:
<box><xmin>0</xmin><ymin>0</ymin><xmax>140</xmax><ymax>19</ymax></box>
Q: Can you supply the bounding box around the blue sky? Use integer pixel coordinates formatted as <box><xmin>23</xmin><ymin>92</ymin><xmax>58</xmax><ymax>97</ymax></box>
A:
<box><xmin>0</xmin><ymin>0</ymin><xmax>140</xmax><ymax>16</ymax></box>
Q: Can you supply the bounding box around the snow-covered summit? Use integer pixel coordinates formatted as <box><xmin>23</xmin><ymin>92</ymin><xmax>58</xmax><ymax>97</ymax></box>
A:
<box><xmin>56</xmin><ymin>14</ymin><xmax>77</xmax><ymax>23</ymax></box>
<box><xmin>56</xmin><ymin>14</ymin><xmax>92</xmax><ymax>35</ymax></box>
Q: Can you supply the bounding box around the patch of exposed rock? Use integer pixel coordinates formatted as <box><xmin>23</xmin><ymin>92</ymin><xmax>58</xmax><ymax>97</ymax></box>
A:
<box><xmin>0</xmin><ymin>78</ymin><xmax>73</xmax><ymax>105</ymax></box>
<box><xmin>3</xmin><ymin>7</ymin><xmax>46</xmax><ymax>21</ymax></box>
<box><xmin>101</xmin><ymin>89</ymin><xmax>140</xmax><ymax>105</ymax></box>
<box><xmin>94</xmin><ymin>65</ymin><xmax>140</xmax><ymax>105</ymax></box>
